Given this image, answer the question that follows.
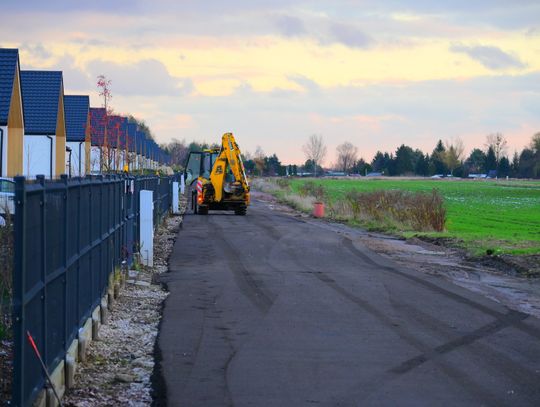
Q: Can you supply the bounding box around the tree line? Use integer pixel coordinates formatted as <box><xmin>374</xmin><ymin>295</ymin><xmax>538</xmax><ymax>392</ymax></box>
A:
<box><xmin>161</xmin><ymin>132</ymin><xmax>540</xmax><ymax>179</ymax></box>
<box><xmin>305</xmin><ymin>132</ymin><xmax>540</xmax><ymax>178</ymax></box>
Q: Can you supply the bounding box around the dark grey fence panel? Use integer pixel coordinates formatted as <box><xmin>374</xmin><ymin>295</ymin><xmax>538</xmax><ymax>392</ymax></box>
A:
<box><xmin>12</xmin><ymin>174</ymin><xmax>174</xmax><ymax>406</ymax></box>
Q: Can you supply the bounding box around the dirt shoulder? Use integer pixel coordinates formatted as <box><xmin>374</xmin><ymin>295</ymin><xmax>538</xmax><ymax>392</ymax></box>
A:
<box><xmin>252</xmin><ymin>190</ymin><xmax>540</xmax><ymax>319</ymax></box>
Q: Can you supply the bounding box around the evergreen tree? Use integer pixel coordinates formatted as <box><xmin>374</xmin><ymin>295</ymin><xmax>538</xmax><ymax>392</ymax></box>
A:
<box><xmin>510</xmin><ymin>151</ymin><xmax>520</xmax><ymax>177</ymax></box>
<box><xmin>465</xmin><ymin>148</ymin><xmax>486</xmax><ymax>173</ymax></box>
<box><xmin>415</xmin><ymin>153</ymin><xmax>430</xmax><ymax>176</ymax></box>
<box><xmin>518</xmin><ymin>149</ymin><xmax>536</xmax><ymax>178</ymax></box>
<box><xmin>384</xmin><ymin>153</ymin><xmax>396</xmax><ymax>176</ymax></box>
<box><xmin>498</xmin><ymin>156</ymin><xmax>510</xmax><ymax>177</ymax></box>
<box><xmin>430</xmin><ymin>140</ymin><xmax>447</xmax><ymax>175</ymax></box>
<box><xmin>484</xmin><ymin>146</ymin><xmax>497</xmax><ymax>172</ymax></box>
<box><xmin>371</xmin><ymin>151</ymin><xmax>386</xmax><ymax>172</ymax></box>
<box><xmin>394</xmin><ymin>144</ymin><xmax>415</xmax><ymax>175</ymax></box>
<box><xmin>352</xmin><ymin>158</ymin><xmax>372</xmax><ymax>175</ymax></box>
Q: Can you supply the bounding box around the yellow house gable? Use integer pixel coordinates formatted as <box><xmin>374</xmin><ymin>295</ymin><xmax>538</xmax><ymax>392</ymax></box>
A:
<box><xmin>7</xmin><ymin>63</ymin><xmax>24</xmax><ymax>177</ymax></box>
<box><xmin>55</xmin><ymin>87</ymin><xmax>66</xmax><ymax>176</ymax></box>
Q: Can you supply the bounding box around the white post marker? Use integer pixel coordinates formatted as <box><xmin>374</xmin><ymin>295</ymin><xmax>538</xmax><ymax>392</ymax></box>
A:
<box><xmin>172</xmin><ymin>181</ymin><xmax>179</xmax><ymax>214</ymax></box>
<box><xmin>140</xmin><ymin>190</ymin><xmax>154</xmax><ymax>267</ymax></box>
<box><xmin>180</xmin><ymin>173</ymin><xmax>185</xmax><ymax>194</ymax></box>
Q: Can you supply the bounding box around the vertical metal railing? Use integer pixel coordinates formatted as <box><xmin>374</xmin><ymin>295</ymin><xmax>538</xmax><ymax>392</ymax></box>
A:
<box><xmin>11</xmin><ymin>174</ymin><xmax>174</xmax><ymax>406</ymax></box>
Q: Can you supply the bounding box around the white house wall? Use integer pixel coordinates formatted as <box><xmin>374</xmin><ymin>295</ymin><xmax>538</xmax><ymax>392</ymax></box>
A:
<box><xmin>66</xmin><ymin>141</ymin><xmax>86</xmax><ymax>177</ymax></box>
<box><xmin>118</xmin><ymin>150</ymin><xmax>126</xmax><ymax>171</ymax></box>
<box><xmin>1</xmin><ymin>126</ymin><xmax>7</xmax><ymax>177</ymax></box>
<box><xmin>23</xmin><ymin>134</ymin><xmax>56</xmax><ymax>179</ymax></box>
<box><xmin>90</xmin><ymin>146</ymin><xmax>101</xmax><ymax>174</ymax></box>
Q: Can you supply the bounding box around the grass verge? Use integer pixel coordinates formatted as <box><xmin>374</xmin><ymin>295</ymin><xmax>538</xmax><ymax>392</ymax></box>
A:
<box><xmin>252</xmin><ymin>177</ymin><xmax>540</xmax><ymax>259</ymax></box>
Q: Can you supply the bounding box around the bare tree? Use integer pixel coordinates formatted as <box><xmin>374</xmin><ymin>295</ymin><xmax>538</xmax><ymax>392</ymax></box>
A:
<box><xmin>163</xmin><ymin>138</ymin><xmax>190</xmax><ymax>168</ymax></box>
<box><xmin>485</xmin><ymin>133</ymin><xmax>508</xmax><ymax>164</ymax></box>
<box><xmin>96</xmin><ymin>75</ymin><xmax>114</xmax><ymax>172</ymax></box>
<box><xmin>531</xmin><ymin>132</ymin><xmax>540</xmax><ymax>153</ymax></box>
<box><xmin>336</xmin><ymin>141</ymin><xmax>358</xmax><ymax>173</ymax></box>
<box><xmin>443</xmin><ymin>138</ymin><xmax>465</xmax><ymax>176</ymax></box>
<box><xmin>302</xmin><ymin>134</ymin><xmax>327</xmax><ymax>177</ymax></box>
<box><xmin>254</xmin><ymin>145</ymin><xmax>266</xmax><ymax>176</ymax></box>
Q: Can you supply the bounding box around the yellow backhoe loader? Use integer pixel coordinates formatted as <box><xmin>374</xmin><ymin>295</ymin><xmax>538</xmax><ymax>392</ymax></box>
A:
<box><xmin>184</xmin><ymin>133</ymin><xmax>250</xmax><ymax>215</ymax></box>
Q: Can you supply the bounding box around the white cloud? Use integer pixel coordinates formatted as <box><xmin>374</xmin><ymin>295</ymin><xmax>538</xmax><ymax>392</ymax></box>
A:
<box><xmin>86</xmin><ymin>59</ymin><xmax>194</xmax><ymax>97</ymax></box>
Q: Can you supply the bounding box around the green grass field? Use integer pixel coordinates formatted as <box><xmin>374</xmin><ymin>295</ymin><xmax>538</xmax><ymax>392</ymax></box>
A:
<box><xmin>288</xmin><ymin>178</ymin><xmax>540</xmax><ymax>256</ymax></box>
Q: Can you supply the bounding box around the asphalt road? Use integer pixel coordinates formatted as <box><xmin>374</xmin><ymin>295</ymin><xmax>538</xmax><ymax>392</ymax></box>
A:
<box><xmin>156</xmin><ymin>198</ymin><xmax>540</xmax><ymax>407</ymax></box>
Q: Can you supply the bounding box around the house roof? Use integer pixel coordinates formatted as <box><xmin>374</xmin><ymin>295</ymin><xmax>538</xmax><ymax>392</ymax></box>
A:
<box><xmin>136</xmin><ymin>130</ymin><xmax>147</xmax><ymax>154</ymax></box>
<box><xmin>0</xmin><ymin>48</ymin><xmax>20</xmax><ymax>126</ymax></box>
<box><xmin>89</xmin><ymin>107</ymin><xmax>106</xmax><ymax>145</ymax></box>
<box><xmin>20</xmin><ymin>70</ymin><xmax>63</xmax><ymax>135</ymax></box>
<box><xmin>107</xmin><ymin>115</ymin><xmax>128</xmax><ymax>148</ymax></box>
<box><xmin>127</xmin><ymin>122</ymin><xmax>137</xmax><ymax>152</ymax></box>
<box><xmin>64</xmin><ymin>95</ymin><xmax>89</xmax><ymax>142</ymax></box>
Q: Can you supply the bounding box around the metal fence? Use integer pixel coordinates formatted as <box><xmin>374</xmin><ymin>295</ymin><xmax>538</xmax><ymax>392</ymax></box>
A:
<box><xmin>11</xmin><ymin>174</ymin><xmax>174</xmax><ymax>406</ymax></box>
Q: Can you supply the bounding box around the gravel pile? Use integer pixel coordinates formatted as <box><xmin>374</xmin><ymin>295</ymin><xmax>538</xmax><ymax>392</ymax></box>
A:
<box><xmin>64</xmin><ymin>211</ymin><xmax>183</xmax><ymax>407</ymax></box>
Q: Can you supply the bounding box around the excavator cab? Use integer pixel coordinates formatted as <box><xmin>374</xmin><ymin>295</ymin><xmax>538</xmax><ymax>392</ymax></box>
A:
<box><xmin>185</xmin><ymin>151</ymin><xmax>219</xmax><ymax>184</ymax></box>
<box><xmin>184</xmin><ymin>133</ymin><xmax>249</xmax><ymax>215</ymax></box>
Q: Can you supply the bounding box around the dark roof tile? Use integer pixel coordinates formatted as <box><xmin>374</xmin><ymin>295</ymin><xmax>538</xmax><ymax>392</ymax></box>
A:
<box><xmin>0</xmin><ymin>49</ymin><xmax>20</xmax><ymax>125</ymax></box>
<box><xmin>64</xmin><ymin>95</ymin><xmax>89</xmax><ymax>142</ymax></box>
<box><xmin>20</xmin><ymin>70</ymin><xmax>63</xmax><ymax>134</ymax></box>
<box><xmin>89</xmin><ymin>107</ymin><xmax>106</xmax><ymax>145</ymax></box>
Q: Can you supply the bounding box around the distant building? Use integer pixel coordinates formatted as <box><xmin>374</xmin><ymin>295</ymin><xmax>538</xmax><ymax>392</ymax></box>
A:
<box><xmin>64</xmin><ymin>95</ymin><xmax>90</xmax><ymax>176</ymax></box>
<box><xmin>325</xmin><ymin>171</ymin><xmax>347</xmax><ymax>177</ymax></box>
<box><xmin>20</xmin><ymin>70</ymin><xmax>66</xmax><ymax>179</ymax></box>
<box><xmin>0</xmin><ymin>48</ymin><xmax>24</xmax><ymax>177</ymax></box>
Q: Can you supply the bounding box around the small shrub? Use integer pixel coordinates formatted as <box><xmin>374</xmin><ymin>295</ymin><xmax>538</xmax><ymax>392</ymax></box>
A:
<box><xmin>299</xmin><ymin>181</ymin><xmax>326</xmax><ymax>202</ymax></box>
<box><xmin>275</xmin><ymin>178</ymin><xmax>291</xmax><ymax>189</ymax></box>
<box><xmin>339</xmin><ymin>188</ymin><xmax>446</xmax><ymax>232</ymax></box>
<box><xmin>283</xmin><ymin>194</ymin><xmax>316</xmax><ymax>212</ymax></box>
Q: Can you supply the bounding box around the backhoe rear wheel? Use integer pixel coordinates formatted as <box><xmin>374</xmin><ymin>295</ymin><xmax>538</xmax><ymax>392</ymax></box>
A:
<box><xmin>198</xmin><ymin>205</ymin><xmax>208</xmax><ymax>215</ymax></box>
<box><xmin>234</xmin><ymin>205</ymin><xmax>247</xmax><ymax>216</ymax></box>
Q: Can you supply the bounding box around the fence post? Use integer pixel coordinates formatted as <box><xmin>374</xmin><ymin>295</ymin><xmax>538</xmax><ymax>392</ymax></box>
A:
<box><xmin>36</xmin><ymin>175</ymin><xmax>47</xmax><ymax>368</ymax></box>
<box><xmin>61</xmin><ymin>174</ymin><xmax>69</xmax><ymax>355</ymax></box>
<box><xmin>180</xmin><ymin>173</ymin><xmax>185</xmax><ymax>194</ymax></box>
<box><xmin>139</xmin><ymin>189</ymin><xmax>154</xmax><ymax>267</ymax></box>
<box><xmin>12</xmin><ymin>176</ymin><xmax>26</xmax><ymax>407</ymax></box>
<box><xmin>172</xmin><ymin>182</ymin><xmax>179</xmax><ymax>214</ymax></box>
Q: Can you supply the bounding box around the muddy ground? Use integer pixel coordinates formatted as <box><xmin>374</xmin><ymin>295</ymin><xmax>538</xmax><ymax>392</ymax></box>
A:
<box><xmin>252</xmin><ymin>190</ymin><xmax>540</xmax><ymax>320</ymax></box>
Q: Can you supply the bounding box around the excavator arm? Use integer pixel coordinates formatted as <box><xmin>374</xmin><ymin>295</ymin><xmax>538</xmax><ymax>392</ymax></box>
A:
<box><xmin>210</xmin><ymin>133</ymin><xmax>250</xmax><ymax>202</ymax></box>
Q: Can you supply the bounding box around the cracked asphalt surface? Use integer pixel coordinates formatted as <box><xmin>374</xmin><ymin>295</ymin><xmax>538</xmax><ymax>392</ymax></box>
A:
<box><xmin>157</xmin><ymin>199</ymin><xmax>540</xmax><ymax>406</ymax></box>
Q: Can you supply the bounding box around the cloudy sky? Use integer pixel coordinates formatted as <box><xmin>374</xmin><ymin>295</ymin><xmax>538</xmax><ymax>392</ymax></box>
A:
<box><xmin>2</xmin><ymin>0</ymin><xmax>540</xmax><ymax>165</ymax></box>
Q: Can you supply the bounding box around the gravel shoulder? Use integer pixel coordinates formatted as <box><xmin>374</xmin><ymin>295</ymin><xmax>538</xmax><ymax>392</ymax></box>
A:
<box><xmin>64</xmin><ymin>213</ymin><xmax>182</xmax><ymax>407</ymax></box>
